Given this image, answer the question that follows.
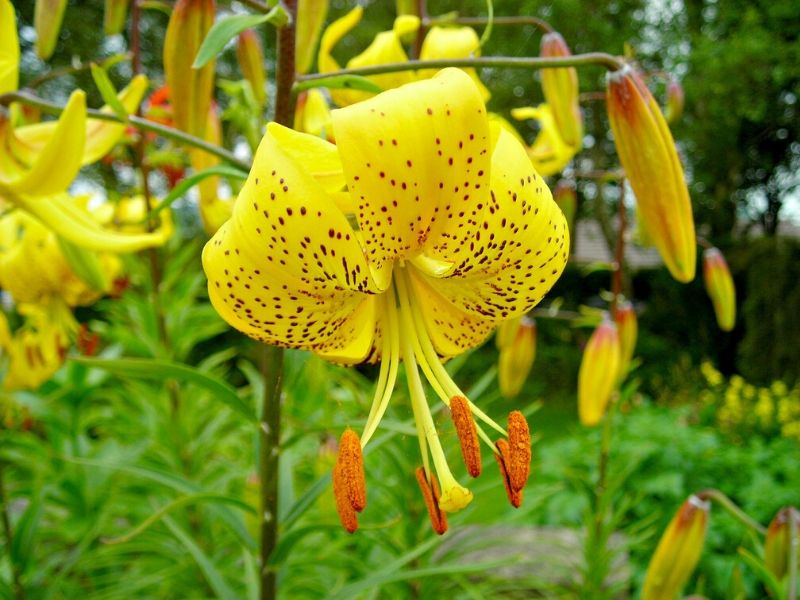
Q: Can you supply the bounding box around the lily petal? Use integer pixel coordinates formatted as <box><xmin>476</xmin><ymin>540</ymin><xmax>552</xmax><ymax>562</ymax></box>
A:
<box><xmin>332</xmin><ymin>68</ymin><xmax>492</xmax><ymax>290</ymax></box>
<box><xmin>0</xmin><ymin>0</ymin><xmax>19</xmax><ymax>95</ymax></box>
<box><xmin>511</xmin><ymin>104</ymin><xmax>576</xmax><ymax>176</ymax></box>
<box><xmin>202</xmin><ymin>123</ymin><xmax>380</xmax><ymax>362</ymax></box>
<box><xmin>419</xmin><ymin>26</ymin><xmax>489</xmax><ymax>102</ymax></box>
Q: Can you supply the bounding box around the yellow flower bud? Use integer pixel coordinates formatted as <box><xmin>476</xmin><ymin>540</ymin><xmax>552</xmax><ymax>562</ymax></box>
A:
<box><xmin>665</xmin><ymin>79</ymin><xmax>685</xmax><ymax>124</ymax></box>
<box><xmin>764</xmin><ymin>506</ymin><xmax>800</xmax><ymax>581</ymax></box>
<box><xmin>539</xmin><ymin>32</ymin><xmax>583</xmax><ymax>149</ymax></box>
<box><xmin>34</xmin><ymin>0</ymin><xmax>68</xmax><ymax>60</ymax></box>
<box><xmin>577</xmin><ymin>317</ymin><xmax>621</xmax><ymax>426</ymax></box>
<box><xmin>614</xmin><ymin>300</ymin><xmax>637</xmax><ymax>378</ymax></box>
<box><xmin>0</xmin><ymin>0</ymin><xmax>19</xmax><ymax>94</ymax></box>
<box><xmin>104</xmin><ymin>0</ymin><xmax>131</xmax><ymax>36</ymax></box>
<box><xmin>606</xmin><ymin>65</ymin><xmax>696</xmax><ymax>283</ymax></box>
<box><xmin>163</xmin><ymin>0</ymin><xmax>216</xmax><ymax>138</ymax></box>
<box><xmin>497</xmin><ymin>317</ymin><xmax>537</xmax><ymax>399</ymax></box>
<box><xmin>702</xmin><ymin>247</ymin><xmax>736</xmax><ymax>331</ymax></box>
<box><xmin>294</xmin><ymin>89</ymin><xmax>333</xmax><ymax>141</ymax></box>
<box><xmin>643</xmin><ymin>495</ymin><xmax>710</xmax><ymax>600</ymax></box>
<box><xmin>295</xmin><ymin>0</ymin><xmax>329</xmax><ymax>75</ymax></box>
<box><xmin>554</xmin><ymin>179</ymin><xmax>577</xmax><ymax>238</ymax></box>
<box><xmin>237</xmin><ymin>29</ymin><xmax>267</xmax><ymax>108</ymax></box>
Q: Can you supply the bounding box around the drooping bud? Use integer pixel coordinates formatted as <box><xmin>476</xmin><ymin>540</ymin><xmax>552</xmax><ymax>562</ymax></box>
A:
<box><xmin>237</xmin><ymin>29</ymin><xmax>267</xmax><ymax>109</ymax></box>
<box><xmin>498</xmin><ymin>317</ymin><xmax>537</xmax><ymax>399</ymax></box>
<box><xmin>104</xmin><ymin>0</ymin><xmax>131</xmax><ymax>36</ymax></box>
<box><xmin>295</xmin><ymin>0</ymin><xmax>329</xmax><ymax>75</ymax></box>
<box><xmin>702</xmin><ymin>247</ymin><xmax>736</xmax><ymax>332</ymax></box>
<box><xmin>606</xmin><ymin>65</ymin><xmax>696</xmax><ymax>283</ymax></box>
<box><xmin>494</xmin><ymin>439</ymin><xmax>523</xmax><ymax>508</ymax></box>
<box><xmin>764</xmin><ymin>506</ymin><xmax>800</xmax><ymax>581</ymax></box>
<box><xmin>554</xmin><ymin>180</ymin><xmax>577</xmax><ymax>238</ymax></box>
<box><xmin>163</xmin><ymin>0</ymin><xmax>216</xmax><ymax>138</ymax></box>
<box><xmin>449</xmin><ymin>396</ymin><xmax>481</xmax><ymax>477</ymax></box>
<box><xmin>642</xmin><ymin>495</ymin><xmax>710</xmax><ymax>600</ymax></box>
<box><xmin>665</xmin><ymin>78</ymin><xmax>685</xmax><ymax>124</ymax></box>
<box><xmin>539</xmin><ymin>32</ymin><xmax>583</xmax><ymax>149</ymax></box>
<box><xmin>577</xmin><ymin>317</ymin><xmax>621</xmax><ymax>426</ymax></box>
<box><xmin>34</xmin><ymin>0</ymin><xmax>68</xmax><ymax>60</ymax></box>
<box><xmin>507</xmin><ymin>411</ymin><xmax>531</xmax><ymax>493</ymax></box>
<box><xmin>614</xmin><ymin>300</ymin><xmax>637</xmax><ymax>378</ymax></box>
<box><xmin>416</xmin><ymin>467</ymin><xmax>447</xmax><ymax>535</ymax></box>
<box><xmin>293</xmin><ymin>89</ymin><xmax>334</xmax><ymax>142</ymax></box>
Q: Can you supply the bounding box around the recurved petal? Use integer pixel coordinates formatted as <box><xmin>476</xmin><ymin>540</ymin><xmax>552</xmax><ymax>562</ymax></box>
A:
<box><xmin>413</xmin><ymin>126</ymin><xmax>568</xmax><ymax>347</ymax></box>
<box><xmin>202</xmin><ymin>123</ymin><xmax>380</xmax><ymax>363</ymax></box>
<box><xmin>511</xmin><ymin>104</ymin><xmax>576</xmax><ymax>176</ymax></box>
<box><xmin>332</xmin><ymin>68</ymin><xmax>492</xmax><ymax>291</ymax></box>
<box><xmin>418</xmin><ymin>26</ymin><xmax>489</xmax><ymax>101</ymax></box>
<box><xmin>0</xmin><ymin>0</ymin><xmax>19</xmax><ymax>95</ymax></box>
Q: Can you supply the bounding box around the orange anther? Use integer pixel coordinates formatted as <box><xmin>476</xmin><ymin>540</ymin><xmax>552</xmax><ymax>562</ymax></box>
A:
<box><xmin>507</xmin><ymin>411</ymin><xmax>531</xmax><ymax>492</ymax></box>
<box><xmin>449</xmin><ymin>395</ymin><xmax>481</xmax><ymax>477</ymax></box>
<box><xmin>338</xmin><ymin>429</ymin><xmax>367</xmax><ymax>512</ymax></box>
<box><xmin>415</xmin><ymin>467</ymin><xmax>448</xmax><ymax>535</ymax></box>
<box><xmin>332</xmin><ymin>462</ymin><xmax>358</xmax><ymax>533</ymax></box>
<box><xmin>494</xmin><ymin>439</ymin><xmax>523</xmax><ymax>508</ymax></box>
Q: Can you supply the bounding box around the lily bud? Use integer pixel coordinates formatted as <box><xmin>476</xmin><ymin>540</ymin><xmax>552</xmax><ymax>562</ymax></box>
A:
<box><xmin>34</xmin><ymin>0</ymin><xmax>68</xmax><ymax>60</ymax></box>
<box><xmin>497</xmin><ymin>317</ymin><xmax>537</xmax><ymax>399</ymax></box>
<box><xmin>702</xmin><ymin>247</ymin><xmax>736</xmax><ymax>332</ymax></box>
<box><xmin>554</xmin><ymin>180</ymin><xmax>577</xmax><ymax>238</ymax></box>
<box><xmin>665</xmin><ymin>79</ymin><xmax>685</xmax><ymax>124</ymax></box>
<box><xmin>577</xmin><ymin>317</ymin><xmax>621</xmax><ymax>426</ymax></box>
<box><xmin>237</xmin><ymin>29</ymin><xmax>267</xmax><ymax>109</ymax></box>
<box><xmin>643</xmin><ymin>495</ymin><xmax>710</xmax><ymax>600</ymax></box>
<box><xmin>614</xmin><ymin>300</ymin><xmax>637</xmax><ymax>378</ymax></box>
<box><xmin>104</xmin><ymin>0</ymin><xmax>131</xmax><ymax>36</ymax></box>
<box><xmin>764</xmin><ymin>506</ymin><xmax>800</xmax><ymax>581</ymax></box>
<box><xmin>606</xmin><ymin>65</ymin><xmax>696</xmax><ymax>283</ymax></box>
<box><xmin>0</xmin><ymin>0</ymin><xmax>19</xmax><ymax>95</ymax></box>
<box><xmin>294</xmin><ymin>89</ymin><xmax>334</xmax><ymax>142</ymax></box>
<box><xmin>296</xmin><ymin>0</ymin><xmax>329</xmax><ymax>75</ymax></box>
<box><xmin>163</xmin><ymin>0</ymin><xmax>216</xmax><ymax>138</ymax></box>
<box><xmin>539</xmin><ymin>32</ymin><xmax>583</xmax><ymax>149</ymax></box>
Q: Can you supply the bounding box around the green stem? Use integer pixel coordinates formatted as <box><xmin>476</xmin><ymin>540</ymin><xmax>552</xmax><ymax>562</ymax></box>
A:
<box><xmin>788</xmin><ymin>508</ymin><xmax>798</xmax><ymax>600</ymax></box>
<box><xmin>424</xmin><ymin>15</ymin><xmax>554</xmax><ymax>33</ymax></box>
<box><xmin>696</xmin><ymin>489</ymin><xmax>768</xmax><ymax>536</ymax></box>
<box><xmin>0</xmin><ymin>92</ymin><xmax>249</xmax><ymax>171</ymax></box>
<box><xmin>293</xmin><ymin>53</ymin><xmax>623</xmax><ymax>90</ymax></box>
<box><xmin>0</xmin><ymin>463</ymin><xmax>25</xmax><ymax>600</ymax></box>
<box><xmin>594</xmin><ymin>394</ymin><xmax>616</xmax><ymax>536</ymax></box>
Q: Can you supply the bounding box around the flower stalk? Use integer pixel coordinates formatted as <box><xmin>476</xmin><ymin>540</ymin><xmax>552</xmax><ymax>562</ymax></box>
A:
<box><xmin>696</xmin><ymin>488</ymin><xmax>767</xmax><ymax>536</ymax></box>
<box><xmin>0</xmin><ymin>463</ymin><xmax>24</xmax><ymax>600</ymax></box>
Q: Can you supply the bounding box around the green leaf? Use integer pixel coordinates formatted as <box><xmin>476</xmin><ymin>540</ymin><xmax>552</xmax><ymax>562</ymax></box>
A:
<box><xmin>162</xmin><ymin>514</ymin><xmax>239</xmax><ymax>600</ymax></box>
<box><xmin>73</xmin><ymin>357</ymin><xmax>257</xmax><ymax>423</ymax></box>
<box><xmin>737</xmin><ymin>547</ymin><xmax>785</xmax><ymax>600</ymax></box>
<box><xmin>139</xmin><ymin>0</ymin><xmax>172</xmax><ymax>15</ymax></box>
<box><xmin>148</xmin><ymin>165</ymin><xmax>248</xmax><ymax>220</ymax></box>
<box><xmin>293</xmin><ymin>74</ymin><xmax>384</xmax><ymax>94</ymax></box>
<box><xmin>90</xmin><ymin>64</ymin><xmax>128</xmax><ymax>121</ymax></box>
<box><xmin>57</xmin><ymin>235</ymin><xmax>111</xmax><ymax>292</ymax></box>
<box><xmin>193</xmin><ymin>8</ymin><xmax>289</xmax><ymax>69</ymax></box>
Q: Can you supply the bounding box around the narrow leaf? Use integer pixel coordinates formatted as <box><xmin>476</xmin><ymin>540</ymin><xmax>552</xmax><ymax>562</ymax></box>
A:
<box><xmin>90</xmin><ymin>64</ymin><xmax>128</xmax><ymax>120</ymax></box>
<box><xmin>149</xmin><ymin>164</ymin><xmax>247</xmax><ymax>220</ymax></box>
<box><xmin>294</xmin><ymin>74</ymin><xmax>384</xmax><ymax>94</ymax></box>
<box><xmin>193</xmin><ymin>8</ymin><xmax>288</xmax><ymax>69</ymax></box>
<box><xmin>58</xmin><ymin>235</ymin><xmax>111</xmax><ymax>292</ymax></box>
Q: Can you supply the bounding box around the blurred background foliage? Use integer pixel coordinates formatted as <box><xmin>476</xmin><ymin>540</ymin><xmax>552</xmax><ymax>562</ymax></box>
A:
<box><xmin>2</xmin><ymin>0</ymin><xmax>799</xmax><ymax>598</ymax></box>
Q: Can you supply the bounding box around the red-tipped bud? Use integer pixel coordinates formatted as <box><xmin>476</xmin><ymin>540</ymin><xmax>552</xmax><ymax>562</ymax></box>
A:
<box><xmin>606</xmin><ymin>65</ymin><xmax>696</xmax><ymax>283</ymax></box>
<box><xmin>539</xmin><ymin>32</ymin><xmax>583</xmax><ymax>149</ymax></box>
<box><xmin>764</xmin><ymin>506</ymin><xmax>800</xmax><ymax>581</ymax></box>
<box><xmin>163</xmin><ymin>0</ymin><xmax>216</xmax><ymax>138</ymax></box>
<box><xmin>104</xmin><ymin>0</ymin><xmax>131</xmax><ymax>36</ymax></box>
<box><xmin>295</xmin><ymin>0</ymin><xmax>330</xmax><ymax>75</ymax></box>
<box><xmin>554</xmin><ymin>180</ymin><xmax>577</xmax><ymax>238</ymax></box>
<box><xmin>665</xmin><ymin>79</ymin><xmax>685</xmax><ymax>124</ymax></box>
<box><xmin>237</xmin><ymin>29</ymin><xmax>267</xmax><ymax>108</ymax></box>
<box><xmin>613</xmin><ymin>300</ymin><xmax>637</xmax><ymax>378</ymax></box>
<box><xmin>643</xmin><ymin>495</ymin><xmax>710</xmax><ymax>600</ymax></box>
<box><xmin>34</xmin><ymin>0</ymin><xmax>68</xmax><ymax>59</ymax></box>
<box><xmin>702</xmin><ymin>247</ymin><xmax>736</xmax><ymax>332</ymax></box>
<box><xmin>497</xmin><ymin>317</ymin><xmax>537</xmax><ymax>399</ymax></box>
<box><xmin>577</xmin><ymin>318</ymin><xmax>621</xmax><ymax>426</ymax></box>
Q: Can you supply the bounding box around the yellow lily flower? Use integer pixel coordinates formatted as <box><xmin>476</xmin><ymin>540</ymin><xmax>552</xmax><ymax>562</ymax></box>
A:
<box><xmin>0</xmin><ymin>0</ymin><xmax>19</xmax><ymax>95</ymax></box>
<box><xmin>510</xmin><ymin>104</ymin><xmax>579</xmax><ymax>176</ymax></box>
<box><xmin>295</xmin><ymin>0</ymin><xmax>329</xmax><ymax>75</ymax></box>
<box><xmin>294</xmin><ymin>89</ymin><xmax>334</xmax><ymax>141</ymax></box>
<box><xmin>0</xmin><ymin>299</ymin><xmax>76</xmax><ymax>390</ymax></box>
<box><xmin>203</xmin><ymin>69</ymin><xmax>568</xmax><ymax>532</ymax></box>
<box><xmin>318</xmin><ymin>7</ymin><xmax>489</xmax><ymax>107</ymax></box>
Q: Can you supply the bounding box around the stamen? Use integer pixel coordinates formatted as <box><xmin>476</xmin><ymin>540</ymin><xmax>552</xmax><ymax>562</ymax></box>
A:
<box><xmin>494</xmin><ymin>439</ymin><xmax>523</xmax><ymax>508</ymax></box>
<box><xmin>338</xmin><ymin>428</ymin><xmax>367</xmax><ymax>512</ymax></box>
<box><xmin>507</xmin><ymin>411</ymin><xmax>531</xmax><ymax>492</ymax></box>
<box><xmin>333</xmin><ymin>462</ymin><xmax>358</xmax><ymax>533</ymax></box>
<box><xmin>415</xmin><ymin>466</ymin><xmax>448</xmax><ymax>535</ymax></box>
<box><xmin>450</xmin><ymin>395</ymin><xmax>482</xmax><ymax>477</ymax></box>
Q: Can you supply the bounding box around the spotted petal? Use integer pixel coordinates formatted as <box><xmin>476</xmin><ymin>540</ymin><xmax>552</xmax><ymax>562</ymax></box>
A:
<box><xmin>202</xmin><ymin>123</ymin><xmax>380</xmax><ymax>363</ymax></box>
<box><xmin>332</xmin><ymin>68</ymin><xmax>492</xmax><ymax>290</ymax></box>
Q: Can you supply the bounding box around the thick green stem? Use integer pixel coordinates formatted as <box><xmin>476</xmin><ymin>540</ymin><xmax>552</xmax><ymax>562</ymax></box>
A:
<box><xmin>0</xmin><ymin>463</ymin><xmax>25</xmax><ymax>600</ymax></box>
<box><xmin>293</xmin><ymin>53</ymin><xmax>623</xmax><ymax>91</ymax></box>
<box><xmin>0</xmin><ymin>92</ymin><xmax>249</xmax><ymax>171</ymax></box>
<box><xmin>696</xmin><ymin>489</ymin><xmax>767</xmax><ymax>536</ymax></box>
